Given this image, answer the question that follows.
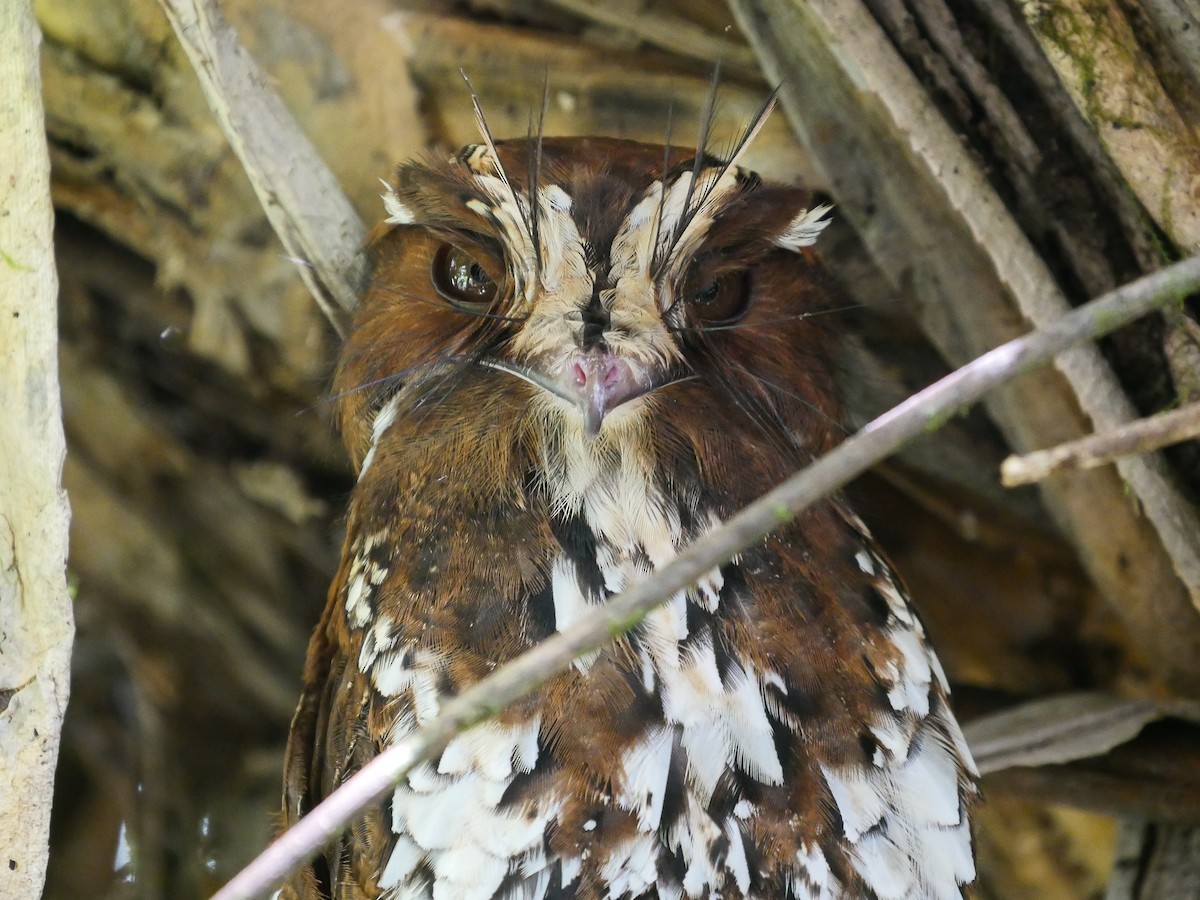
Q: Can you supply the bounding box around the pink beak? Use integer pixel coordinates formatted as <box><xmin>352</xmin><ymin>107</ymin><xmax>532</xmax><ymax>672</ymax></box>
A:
<box><xmin>564</xmin><ymin>350</ymin><xmax>645</xmax><ymax>436</ymax></box>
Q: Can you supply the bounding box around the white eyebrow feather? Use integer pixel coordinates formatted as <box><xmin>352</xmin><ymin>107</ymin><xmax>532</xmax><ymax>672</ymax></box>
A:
<box><xmin>774</xmin><ymin>204</ymin><xmax>834</xmax><ymax>251</ymax></box>
<box><xmin>380</xmin><ymin>179</ymin><xmax>415</xmax><ymax>225</ymax></box>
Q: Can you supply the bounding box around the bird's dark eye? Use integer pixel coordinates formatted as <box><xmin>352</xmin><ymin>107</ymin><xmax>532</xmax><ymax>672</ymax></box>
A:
<box><xmin>691</xmin><ymin>271</ymin><xmax>750</xmax><ymax>324</ymax></box>
<box><xmin>432</xmin><ymin>244</ymin><xmax>498</xmax><ymax>311</ymax></box>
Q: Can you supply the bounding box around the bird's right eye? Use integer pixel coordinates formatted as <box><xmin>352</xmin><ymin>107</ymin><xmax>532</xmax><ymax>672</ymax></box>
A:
<box><xmin>691</xmin><ymin>271</ymin><xmax>750</xmax><ymax>324</ymax></box>
<box><xmin>432</xmin><ymin>244</ymin><xmax>498</xmax><ymax>311</ymax></box>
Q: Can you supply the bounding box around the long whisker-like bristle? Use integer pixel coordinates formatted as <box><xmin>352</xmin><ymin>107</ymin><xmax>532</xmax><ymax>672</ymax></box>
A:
<box><xmin>656</xmin><ymin>60</ymin><xmax>778</xmax><ymax>279</ymax></box>
<box><xmin>461</xmin><ymin>70</ymin><xmax>509</xmax><ymax>186</ymax></box>
<box><xmin>713</xmin><ymin>86</ymin><xmax>779</xmax><ymax>183</ymax></box>
<box><xmin>671</xmin><ymin>57</ymin><xmax>722</xmax><ymax>252</ymax></box>
<box><xmin>726</xmin><ymin>361</ymin><xmax>848</xmax><ymax>437</ymax></box>
<box><xmin>527</xmin><ymin>72</ymin><xmax>550</xmax><ymax>281</ymax></box>
<box><xmin>680</xmin><ymin>86</ymin><xmax>778</xmax><ymax>247</ymax></box>
<box><xmin>651</xmin><ymin>100</ymin><xmax>675</xmax><ymax>272</ymax></box>
<box><xmin>461</xmin><ymin>69</ymin><xmax>536</xmax><ymax>253</ymax></box>
<box><xmin>326</xmin><ymin>349</ymin><xmax>472</xmax><ymax>405</ymax></box>
<box><xmin>652</xmin><ymin>101</ymin><xmax>681</xmax><ymax>271</ymax></box>
<box><xmin>366</xmin><ymin>282</ymin><xmax>528</xmax><ymax>323</ymax></box>
<box><xmin>670</xmin><ymin>300</ymin><xmax>888</xmax><ymax>335</ymax></box>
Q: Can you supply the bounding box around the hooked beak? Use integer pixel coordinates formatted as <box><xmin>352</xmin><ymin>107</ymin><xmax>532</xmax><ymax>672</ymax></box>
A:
<box><xmin>562</xmin><ymin>350</ymin><xmax>648</xmax><ymax>437</ymax></box>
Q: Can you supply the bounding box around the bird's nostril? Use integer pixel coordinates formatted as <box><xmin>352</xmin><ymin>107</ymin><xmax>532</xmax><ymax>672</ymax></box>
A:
<box><xmin>570</xmin><ymin>354</ymin><xmax>627</xmax><ymax>390</ymax></box>
<box><xmin>560</xmin><ymin>350</ymin><xmax>642</xmax><ymax>437</ymax></box>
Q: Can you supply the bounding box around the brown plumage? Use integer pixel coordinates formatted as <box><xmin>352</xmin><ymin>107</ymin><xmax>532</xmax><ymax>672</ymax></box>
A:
<box><xmin>281</xmin><ymin>125</ymin><xmax>977</xmax><ymax>900</ymax></box>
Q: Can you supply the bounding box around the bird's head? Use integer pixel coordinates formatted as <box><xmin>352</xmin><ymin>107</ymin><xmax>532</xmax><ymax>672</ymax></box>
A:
<box><xmin>335</xmin><ymin>132</ymin><xmax>840</xmax><ymax>478</ymax></box>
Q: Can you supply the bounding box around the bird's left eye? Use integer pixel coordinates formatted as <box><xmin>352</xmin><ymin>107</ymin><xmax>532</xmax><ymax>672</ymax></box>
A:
<box><xmin>432</xmin><ymin>244</ymin><xmax>498</xmax><ymax>311</ymax></box>
<box><xmin>691</xmin><ymin>271</ymin><xmax>750</xmax><ymax>324</ymax></box>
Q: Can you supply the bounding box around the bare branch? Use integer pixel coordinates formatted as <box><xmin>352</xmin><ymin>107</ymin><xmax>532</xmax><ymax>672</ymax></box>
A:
<box><xmin>1002</xmin><ymin>402</ymin><xmax>1200</xmax><ymax>486</ymax></box>
<box><xmin>212</xmin><ymin>256</ymin><xmax>1200</xmax><ymax>900</ymax></box>
<box><xmin>157</xmin><ymin>0</ymin><xmax>367</xmax><ymax>337</ymax></box>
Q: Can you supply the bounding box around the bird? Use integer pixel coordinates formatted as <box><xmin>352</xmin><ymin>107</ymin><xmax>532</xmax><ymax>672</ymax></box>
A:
<box><xmin>279</xmin><ymin>97</ymin><xmax>978</xmax><ymax>900</ymax></box>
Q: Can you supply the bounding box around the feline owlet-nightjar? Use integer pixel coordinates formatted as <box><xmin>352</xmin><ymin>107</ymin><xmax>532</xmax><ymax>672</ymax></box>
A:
<box><xmin>280</xmin><ymin>120</ymin><xmax>978</xmax><ymax>900</ymax></box>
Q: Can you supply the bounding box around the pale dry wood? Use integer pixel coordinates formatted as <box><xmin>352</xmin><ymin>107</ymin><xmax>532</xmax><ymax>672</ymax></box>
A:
<box><xmin>538</xmin><ymin>0</ymin><xmax>760</xmax><ymax>77</ymax></box>
<box><xmin>1021</xmin><ymin>0</ymin><xmax>1200</xmax><ymax>253</ymax></box>
<box><xmin>729</xmin><ymin>0</ymin><xmax>1200</xmax><ymax>692</ymax></box>
<box><xmin>1002</xmin><ymin>403</ymin><xmax>1200</xmax><ymax>486</ymax></box>
<box><xmin>965</xmin><ymin>692</ymin><xmax>1200</xmax><ymax>774</ymax></box>
<box><xmin>213</xmin><ymin>256</ymin><xmax>1200</xmax><ymax>900</ymax></box>
<box><xmin>888</xmin><ymin>0</ymin><xmax>1133</xmax><ymax>299</ymax></box>
<box><xmin>0</xmin><ymin>2</ymin><xmax>75</xmax><ymax>893</ymax></box>
<box><xmin>157</xmin><ymin>0</ymin><xmax>369</xmax><ymax>335</ymax></box>
<box><xmin>905</xmin><ymin>0</ymin><xmax>1040</xmax><ymax>169</ymax></box>
<box><xmin>385</xmin><ymin>11</ymin><xmax>816</xmax><ymax>187</ymax></box>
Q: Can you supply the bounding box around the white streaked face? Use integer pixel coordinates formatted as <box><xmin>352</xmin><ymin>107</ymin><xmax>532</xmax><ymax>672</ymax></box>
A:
<box><xmin>382</xmin><ymin>140</ymin><xmax>831</xmax><ymax>439</ymax></box>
